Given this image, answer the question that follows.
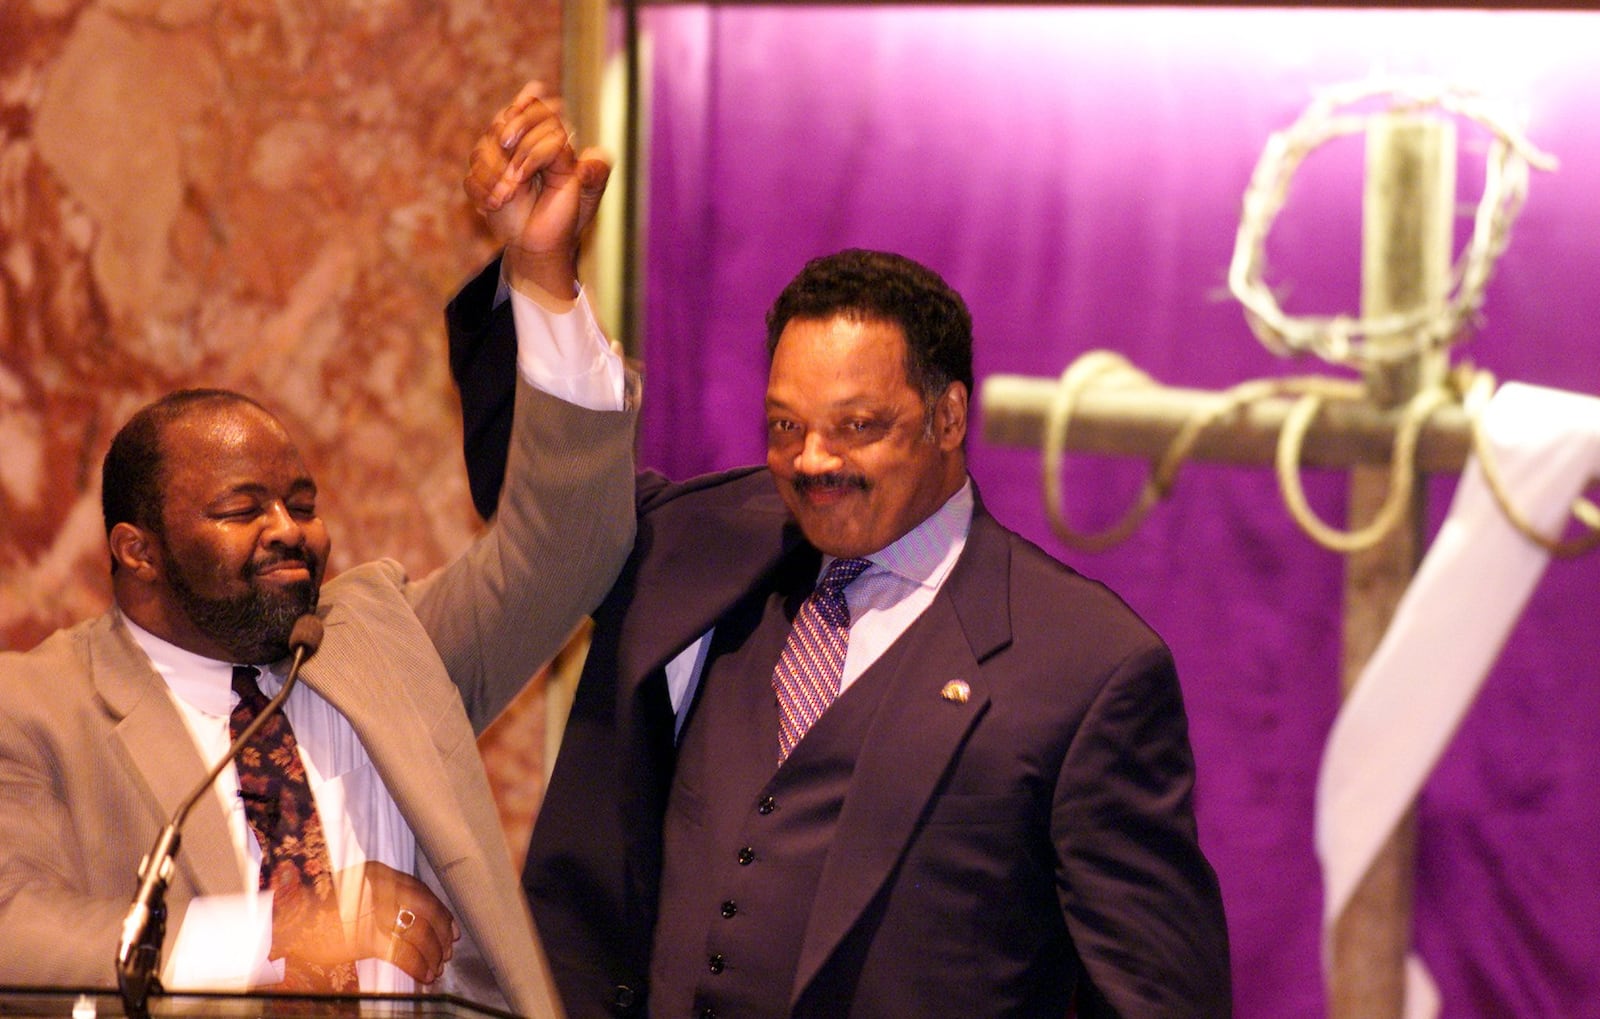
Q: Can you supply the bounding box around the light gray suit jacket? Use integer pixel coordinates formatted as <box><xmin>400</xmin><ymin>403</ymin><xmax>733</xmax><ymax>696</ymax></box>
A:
<box><xmin>0</xmin><ymin>379</ymin><xmax>636</xmax><ymax>1018</ymax></box>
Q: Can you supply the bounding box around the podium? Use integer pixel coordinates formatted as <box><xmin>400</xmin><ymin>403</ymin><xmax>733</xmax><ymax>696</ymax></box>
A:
<box><xmin>0</xmin><ymin>989</ymin><xmax>517</xmax><ymax>1019</ymax></box>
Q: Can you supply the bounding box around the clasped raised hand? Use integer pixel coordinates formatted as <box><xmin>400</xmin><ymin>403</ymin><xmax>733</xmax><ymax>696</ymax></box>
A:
<box><xmin>465</xmin><ymin>80</ymin><xmax>612</xmax><ymax>300</ymax></box>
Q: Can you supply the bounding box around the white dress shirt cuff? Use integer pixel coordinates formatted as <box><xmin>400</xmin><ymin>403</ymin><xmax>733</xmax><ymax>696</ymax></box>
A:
<box><xmin>509</xmin><ymin>282</ymin><xmax>627</xmax><ymax>412</ymax></box>
<box><xmin>164</xmin><ymin>890</ymin><xmax>280</xmax><ymax>990</ymax></box>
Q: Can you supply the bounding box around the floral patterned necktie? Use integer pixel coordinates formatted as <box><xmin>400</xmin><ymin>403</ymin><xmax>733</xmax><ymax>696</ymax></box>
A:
<box><xmin>230</xmin><ymin>665</ymin><xmax>358</xmax><ymax>991</ymax></box>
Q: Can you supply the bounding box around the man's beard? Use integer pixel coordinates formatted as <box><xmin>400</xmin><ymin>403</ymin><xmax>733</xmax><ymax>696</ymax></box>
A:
<box><xmin>164</xmin><ymin>549</ymin><xmax>322</xmax><ymax>664</ymax></box>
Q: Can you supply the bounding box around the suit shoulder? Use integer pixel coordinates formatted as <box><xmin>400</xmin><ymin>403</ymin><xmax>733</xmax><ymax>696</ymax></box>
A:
<box><xmin>327</xmin><ymin>557</ymin><xmax>406</xmax><ymax>583</ymax></box>
<box><xmin>636</xmin><ymin>465</ymin><xmax>775</xmax><ymax>517</ymax></box>
<box><xmin>319</xmin><ymin>559</ymin><xmax>408</xmax><ymax>611</ymax></box>
<box><xmin>1</xmin><ymin>621</ymin><xmax>86</xmax><ymax>679</ymax></box>
<box><xmin>0</xmin><ymin>616</ymin><xmax>112</xmax><ymax>720</ymax></box>
<box><xmin>994</xmin><ymin>523</ymin><xmax>1167</xmax><ymax>653</ymax></box>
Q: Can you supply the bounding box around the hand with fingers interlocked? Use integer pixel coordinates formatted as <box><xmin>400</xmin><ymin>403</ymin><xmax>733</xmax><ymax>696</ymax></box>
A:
<box><xmin>464</xmin><ymin>79</ymin><xmax>612</xmax><ymax>302</ymax></box>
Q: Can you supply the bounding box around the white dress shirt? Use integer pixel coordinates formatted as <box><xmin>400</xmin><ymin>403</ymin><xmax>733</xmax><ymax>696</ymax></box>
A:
<box><xmin>127</xmin><ymin>619</ymin><xmax>417</xmax><ymax>991</ymax></box>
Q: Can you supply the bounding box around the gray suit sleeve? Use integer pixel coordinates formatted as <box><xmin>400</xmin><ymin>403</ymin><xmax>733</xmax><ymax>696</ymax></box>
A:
<box><xmin>407</xmin><ymin>375</ymin><xmax>637</xmax><ymax>731</ymax></box>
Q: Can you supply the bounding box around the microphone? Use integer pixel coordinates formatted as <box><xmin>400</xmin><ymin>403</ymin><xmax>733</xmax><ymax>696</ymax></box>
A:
<box><xmin>116</xmin><ymin>614</ymin><xmax>325</xmax><ymax>1019</ymax></box>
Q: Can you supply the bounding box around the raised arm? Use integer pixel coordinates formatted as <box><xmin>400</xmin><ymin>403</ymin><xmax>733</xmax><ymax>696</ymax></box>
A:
<box><xmin>417</xmin><ymin>83</ymin><xmax>635</xmax><ymax>725</ymax></box>
<box><xmin>450</xmin><ymin>82</ymin><xmax>614</xmax><ymax>520</ymax></box>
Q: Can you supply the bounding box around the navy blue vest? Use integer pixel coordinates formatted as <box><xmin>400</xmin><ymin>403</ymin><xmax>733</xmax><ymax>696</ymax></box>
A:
<box><xmin>649</xmin><ymin>559</ymin><xmax>896</xmax><ymax>1019</ymax></box>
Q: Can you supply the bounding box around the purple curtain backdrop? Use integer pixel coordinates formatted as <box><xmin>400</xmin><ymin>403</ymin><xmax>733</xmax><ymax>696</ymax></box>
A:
<box><xmin>636</xmin><ymin>7</ymin><xmax>1600</xmax><ymax>1017</ymax></box>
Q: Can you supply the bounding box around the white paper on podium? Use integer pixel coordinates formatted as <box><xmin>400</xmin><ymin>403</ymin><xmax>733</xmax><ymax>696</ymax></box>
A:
<box><xmin>1314</xmin><ymin>381</ymin><xmax>1600</xmax><ymax>1019</ymax></box>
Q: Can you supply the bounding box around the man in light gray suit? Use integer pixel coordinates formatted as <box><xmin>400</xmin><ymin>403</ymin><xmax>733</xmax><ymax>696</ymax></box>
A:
<box><xmin>0</xmin><ymin>92</ymin><xmax>628</xmax><ymax>1018</ymax></box>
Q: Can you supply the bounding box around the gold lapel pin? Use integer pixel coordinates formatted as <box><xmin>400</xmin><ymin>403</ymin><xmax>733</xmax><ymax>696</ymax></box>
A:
<box><xmin>940</xmin><ymin>679</ymin><xmax>971</xmax><ymax>704</ymax></box>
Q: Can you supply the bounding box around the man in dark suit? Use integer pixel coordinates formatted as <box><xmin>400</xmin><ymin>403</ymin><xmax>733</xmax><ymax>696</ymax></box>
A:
<box><xmin>453</xmin><ymin>87</ymin><xmax>1230</xmax><ymax>1019</ymax></box>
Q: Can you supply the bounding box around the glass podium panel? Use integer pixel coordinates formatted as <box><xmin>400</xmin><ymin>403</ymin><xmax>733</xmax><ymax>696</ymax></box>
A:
<box><xmin>0</xmin><ymin>989</ymin><xmax>516</xmax><ymax>1019</ymax></box>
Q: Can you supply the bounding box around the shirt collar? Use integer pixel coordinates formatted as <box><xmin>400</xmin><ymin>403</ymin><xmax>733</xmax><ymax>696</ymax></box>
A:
<box><xmin>120</xmin><ymin>612</ymin><xmax>240</xmax><ymax>719</ymax></box>
<box><xmin>826</xmin><ymin>478</ymin><xmax>974</xmax><ymax>591</ymax></box>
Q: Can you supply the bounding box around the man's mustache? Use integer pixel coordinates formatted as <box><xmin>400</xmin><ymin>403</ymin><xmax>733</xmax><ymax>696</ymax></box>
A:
<box><xmin>246</xmin><ymin>549</ymin><xmax>320</xmax><ymax>580</ymax></box>
<box><xmin>791</xmin><ymin>472</ymin><xmax>869</xmax><ymax>496</ymax></box>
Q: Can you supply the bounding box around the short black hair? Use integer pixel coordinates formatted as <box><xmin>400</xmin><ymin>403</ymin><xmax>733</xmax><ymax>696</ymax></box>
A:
<box><xmin>764</xmin><ymin>249</ymin><xmax>975</xmax><ymax>409</ymax></box>
<box><xmin>102</xmin><ymin>388</ymin><xmax>268</xmax><ymax>555</ymax></box>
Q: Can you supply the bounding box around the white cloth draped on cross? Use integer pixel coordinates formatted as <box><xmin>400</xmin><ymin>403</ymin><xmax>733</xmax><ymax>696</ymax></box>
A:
<box><xmin>1316</xmin><ymin>381</ymin><xmax>1600</xmax><ymax>1019</ymax></box>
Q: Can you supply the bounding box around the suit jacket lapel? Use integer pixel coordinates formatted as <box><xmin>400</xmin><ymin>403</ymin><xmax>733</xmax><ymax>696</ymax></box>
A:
<box><xmin>95</xmin><ymin>615</ymin><xmax>247</xmax><ymax>898</ymax></box>
<box><xmin>617</xmin><ymin>487</ymin><xmax>803</xmax><ymax>689</ymax></box>
<box><xmin>294</xmin><ymin>610</ymin><xmax>476</xmax><ymax>869</ymax></box>
<box><xmin>792</xmin><ymin>508</ymin><xmax>1016</xmax><ymax>1000</ymax></box>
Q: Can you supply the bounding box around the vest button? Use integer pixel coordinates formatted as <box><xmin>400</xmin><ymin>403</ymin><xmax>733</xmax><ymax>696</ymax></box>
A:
<box><xmin>609</xmin><ymin>984</ymin><xmax>636</xmax><ymax>1011</ymax></box>
<box><xmin>720</xmin><ymin>899</ymin><xmax>738</xmax><ymax>918</ymax></box>
<box><xmin>757</xmin><ymin>795</ymin><xmax>776</xmax><ymax>814</ymax></box>
<box><xmin>708</xmin><ymin>952</ymin><xmax>725</xmax><ymax>974</ymax></box>
<box><xmin>699</xmin><ymin>1009</ymin><xmax>716</xmax><ymax>1019</ymax></box>
<box><xmin>737</xmin><ymin>846</ymin><xmax>755</xmax><ymax>865</ymax></box>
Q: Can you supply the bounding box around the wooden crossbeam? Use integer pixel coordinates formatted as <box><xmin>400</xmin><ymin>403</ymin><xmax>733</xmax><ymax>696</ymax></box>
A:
<box><xmin>979</xmin><ymin>375</ymin><xmax>1471</xmax><ymax>472</ymax></box>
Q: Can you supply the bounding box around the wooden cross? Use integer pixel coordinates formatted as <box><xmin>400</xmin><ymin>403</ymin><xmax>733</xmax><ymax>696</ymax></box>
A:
<box><xmin>980</xmin><ymin>113</ymin><xmax>1464</xmax><ymax>1019</ymax></box>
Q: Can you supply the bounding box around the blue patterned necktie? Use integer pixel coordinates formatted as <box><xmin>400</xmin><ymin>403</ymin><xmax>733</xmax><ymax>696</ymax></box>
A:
<box><xmin>231</xmin><ymin>665</ymin><xmax>357</xmax><ymax>992</ymax></box>
<box><xmin>772</xmin><ymin>557</ymin><xmax>873</xmax><ymax>763</ymax></box>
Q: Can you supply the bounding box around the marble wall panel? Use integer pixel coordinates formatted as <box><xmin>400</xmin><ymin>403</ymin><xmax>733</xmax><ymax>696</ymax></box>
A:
<box><xmin>2</xmin><ymin>0</ymin><xmax>571</xmax><ymax>865</ymax></box>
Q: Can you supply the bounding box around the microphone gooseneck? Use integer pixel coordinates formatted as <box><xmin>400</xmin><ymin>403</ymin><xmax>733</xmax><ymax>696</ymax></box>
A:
<box><xmin>116</xmin><ymin>614</ymin><xmax>324</xmax><ymax>1019</ymax></box>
